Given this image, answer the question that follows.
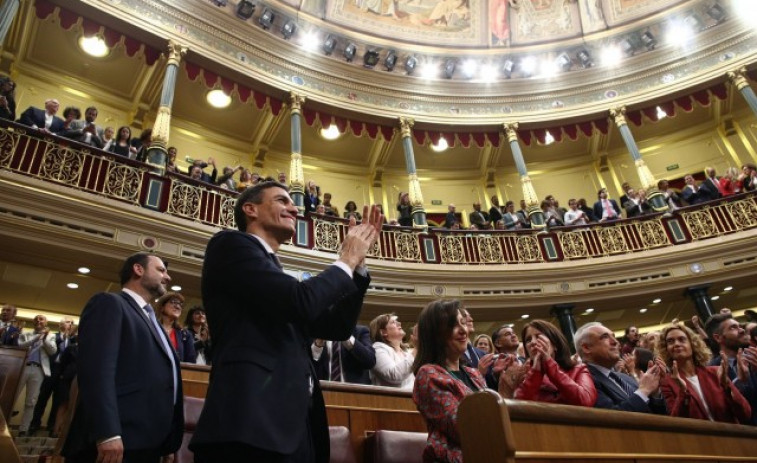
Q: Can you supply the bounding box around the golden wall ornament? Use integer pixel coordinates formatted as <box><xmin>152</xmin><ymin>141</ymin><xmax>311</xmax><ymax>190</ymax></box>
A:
<box><xmin>219</xmin><ymin>195</ymin><xmax>236</xmax><ymax>229</ymax></box>
<box><xmin>0</xmin><ymin>127</ymin><xmax>20</xmax><ymax>168</ymax></box>
<box><xmin>313</xmin><ymin>219</ymin><xmax>340</xmax><ymax>252</ymax></box>
<box><xmin>725</xmin><ymin>199</ymin><xmax>757</xmax><ymax>229</ymax></box>
<box><xmin>635</xmin><ymin>158</ymin><xmax>656</xmax><ymax>190</ymax></box>
<box><xmin>597</xmin><ymin>226</ymin><xmax>629</xmax><ymax>254</ymax></box>
<box><xmin>503</xmin><ymin>122</ymin><xmax>519</xmax><ymax>143</ymax></box>
<box><xmin>152</xmin><ymin>106</ymin><xmax>172</xmax><ymax>146</ymax></box>
<box><xmin>166</xmin><ymin>40</ymin><xmax>188</xmax><ymax>67</ymax></box>
<box><xmin>104</xmin><ymin>164</ymin><xmax>142</xmax><ymax>203</ymax></box>
<box><xmin>41</xmin><ymin>145</ymin><xmax>83</xmax><ymax>186</ymax></box>
<box><xmin>727</xmin><ymin>67</ymin><xmax>749</xmax><ymax>91</ymax></box>
<box><xmin>636</xmin><ymin>220</ymin><xmax>670</xmax><ymax>249</ymax></box>
<box><xmin>516</xmin><ymin>235</ymin><xmax>542</xmax><ymax>262</ymax></box>
<box><xmin>407</xmin><ymin>172</ymin><xmax>425</xmax><ymax>208</ymax></box>
<box><xmin>289</xmin><ymin>92</ymin><xmax>305</xmax><ymax>115</ymax></box>
<box><xmin>394</xmin><ymin>231</ymin><xmax>421</xmax><ymax>261</ymax></box>
<box><xmin>559</xmin><ymin>231</ymin><xmax>588</xmax><ymax>259</ymax></box>
<box><xmin>520</xmin><ymin>175</ymin><xmax>540</xmax><ymax>207</ymax></box>
<box><xmin>609</xmin><ymin>106</ymin><xmax>627</xmax><ymax>127</ymax></box>
<box><xmin>439</xmin><ymin>235</ymin><xmax>465</xmax><ymax>263</ymax></box>
<box><xmin>167</xmin><ymin>180</ymin><xmax>201</xmax><ymax>220</ymax></box>
<box><xmin>399</xmin><ymin>117</ymin><xmax>414</xmax><ymax>138</ymax></box>
<box><xmin>289</xmin><ymin>152</ymin><xmax>304</xmax><ymax>189</ymax></box>
<box><xmin>477</xmin><ymin>235</ymin><xmax>504</xmax><ymax>263</ymax></box>
<box><xmin>682</xmin><ymin>210</ymin><xmax>718</xmax><ymax>240</ymax></box>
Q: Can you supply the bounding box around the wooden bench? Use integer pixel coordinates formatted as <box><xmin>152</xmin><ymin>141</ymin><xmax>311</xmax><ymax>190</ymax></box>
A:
<box><xmin>458</xmin><ymin>389</ymin><xmax>757</xmax><ymax>463</ymax></box>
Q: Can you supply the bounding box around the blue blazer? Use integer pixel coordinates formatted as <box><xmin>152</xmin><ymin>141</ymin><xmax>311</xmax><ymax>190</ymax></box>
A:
<box><xmin>190</xmin><ymin>230</ymin><xmax>370</xmax><ymax>463</ymax></box>
<box><xmin>17</xmin><ymin>106</ymin><xmax>65</xmax><ymax>133</ymax></box>
<box><xmin>62</xmin><ymin>292</ymin><xmax>184</xmax><ymax>459</ymax></box>
<box><xmin>587</xmin><ymin>364</ymin><xmax>666</xmax><ymax>414</ymax></box>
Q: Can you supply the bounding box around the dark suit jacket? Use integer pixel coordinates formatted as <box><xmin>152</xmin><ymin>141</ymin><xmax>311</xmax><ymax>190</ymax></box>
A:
<box><xmin>698</xmin><ymin>178</ymin><xmax>722</xmax><ymax>202</ymax></box>
<box><xmin>681</xmin><ymin>185</ymin><xmax>705</xmax><ymax>205</ymax></box>
<box><xmin>625</xmin><ymin>200</ymin><xmax>652</xmax><ymax>218</ymax></box>
<box><xmin>593</xmin><ymin>199</ymin><xmax>620</xmax><ymax>221</ymax></box>
<box><xmin>312</xmin><ymin>325</ymin><xmax>375</xmax><ymax>385</ymax></box>
<box><xmin>17</xmin><ymin>106</ymin><xmax>64</xmax><ymax>133</ymax></box>
<box><xmin>62</xmin><ymin>292</ymin><xmax>184</xmax><ymax>459</ymax></box>
<box><xmin>189</xmin><ymin>230</ymin><xmax>370</xmax><ymax>463</ymax></box>
<box><xmin>488</xmin><ymin>206</ymin><xmax>503</xmax><ymax>224</ymax></box>
<box><xmin>0</xmin><ymin>324</ymin><xmax>19</xmax><ymax>346</ymax></box>
<box><xmin>170</xmin><ymin>327</ymin><xmax>197</xmax><ymax>363</ymax></box>
<box><xmin>587</xmin><ymin>364</ymin><xmax>666</xmax><ymax>414</ymax></box>
<box><xmin>61</xmin><ymin>120</ymin><xmax>105</xmax><ymax>148</ymax></box>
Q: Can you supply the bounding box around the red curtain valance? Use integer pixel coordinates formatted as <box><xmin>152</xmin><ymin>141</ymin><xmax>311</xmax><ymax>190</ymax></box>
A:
<box><xmin>35</xmin><ymin>0</ymin><xmax>160</xmax><ymax>66</ymax></box>
<box><xmin>184</xmin><ymin>62</ymin><xmax>283</xmax><ymax>115</ymax></box>
<box><xmin>302</xmin><ymin>108</ymin><xmax>395</xmax><ymax>142</ymax></box>
<box><xmin>412</xmin><ymin>130</ymin><xmax>501</xmax><ymax>148</ymax></box>
<box><xmin>626</xmin><ymin>83</ymin><xmax>728</xmax><ymax>126</ymax></box>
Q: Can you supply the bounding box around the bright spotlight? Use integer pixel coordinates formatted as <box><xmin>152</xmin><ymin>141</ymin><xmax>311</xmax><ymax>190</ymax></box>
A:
<box><xmin>600</xmin><ymin>46</ymin><xmax>622</xmax><ymax>67</ymax></box>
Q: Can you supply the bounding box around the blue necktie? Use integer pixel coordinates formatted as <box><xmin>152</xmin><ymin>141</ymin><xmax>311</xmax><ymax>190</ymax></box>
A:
<box><xmin>144</xmin><ymin>304</ymin><xmax>178</xmax><ymax>404</ymax></box>
<box><xmin>609</xmin><ymin>371</ymin><xmax>636</xmax><ymax>397</ymax></box>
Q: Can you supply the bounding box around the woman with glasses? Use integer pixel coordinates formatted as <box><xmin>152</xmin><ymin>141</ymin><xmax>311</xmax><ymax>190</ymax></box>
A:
<box><xmin>156</xmin><ymin>292</ymin><xmax>197</xmax><ymax>363</ymax></box>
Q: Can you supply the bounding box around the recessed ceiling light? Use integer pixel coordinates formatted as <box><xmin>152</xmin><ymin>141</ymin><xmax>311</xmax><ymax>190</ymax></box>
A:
<box><xmin>206</xmin><ymin>89</ymin><xmax>231</xmax><ymax>108</ymax></box>
<box><xmin>320</xmin><ymin>125</ymin><xmax>341</xmax><ymax>140</ymax></box>
<box><xmin>431</xmin><ymin>138</ymin><xmax>448</xmax><ymax>152</ymax></box>
<box><xmin>652</xmin><ymin>298</ymin><xmax>662</xmax><ymax>304</ymax></box>
<box><xmin>711</xmin><ymin>295</ymin><xmax>720</xmax><ymax>301</ymax></box>
<box><xmin>79</xmin><ymin>36</ymin><xmax>109</xmax><ymax>58</ymax></box>
<box><xmin>521</xmin><ymin>314</ymin><xmax>529</xmax><ymax>319</ymax></box>
<box><xmin>170</xmin><ymin>285</ymin><xmax>182</xmax><ymax>291</ymax></box>
<box><xmin>585</xmin><ymin>308</ymin><xmax>594</xmax><ymax>313</ymax></box>
<box><xmin>639</xmin><ymin>308</ymin><xmax>648</xmax><ymax>313</ymax></box>
<box><xmin>78</xmin><ymin>267</ymin><xmax>90</xmax><ymax>274</ymax></box>
<box><xmin>724</xmin><ymin>286</ymin><xmax>733</xmax><ymax>291</ymax></box>
<box><xmin>67</xmin><ymin>283</ymin><xmax>79</xmax><ymax>289</ymax></box>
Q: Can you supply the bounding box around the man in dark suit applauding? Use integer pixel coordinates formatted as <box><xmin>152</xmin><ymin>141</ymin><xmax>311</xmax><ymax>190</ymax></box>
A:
<box><xmin>190</xmin><ymin>181</ymin><xmax>382</xmax><ymax>463</ymax></box>
<box><xmin>312</xmin><ymin>325</ymin><xmax>376</xmax><ymax>385</ymax></box>
<box><xmin>62</xmin><ymin>253</ymin><xmax>184</xmax><ymax>463</ymax></box>
<box><xmin>575</xmin><ymin>322</ymin><xmax>666</xmax><ymax>414</ymax></box>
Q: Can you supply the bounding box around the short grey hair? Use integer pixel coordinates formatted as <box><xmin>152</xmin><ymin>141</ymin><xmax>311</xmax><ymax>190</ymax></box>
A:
<box><xmin>574</xmin><ymin>322</ymin><xmax>604</xmax><ymax>358</ymax></box>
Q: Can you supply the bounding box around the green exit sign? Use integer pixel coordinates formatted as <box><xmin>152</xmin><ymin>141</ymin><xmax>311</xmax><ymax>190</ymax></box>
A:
<box><xmin>666</xmin><ymin>164</ymin><xmax>679</xmax><ymax>171</ymax></box>
<box><xmin>431</xmin><ymin>200</ymin><xmax>442</xmax><ymax>205</ymax></box>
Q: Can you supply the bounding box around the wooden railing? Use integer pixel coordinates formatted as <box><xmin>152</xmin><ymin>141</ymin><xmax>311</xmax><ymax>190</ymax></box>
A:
<box><xmin>2</xmin><ymin>119</ymin><xmax>756</xmax><ymax>265</ymax></box>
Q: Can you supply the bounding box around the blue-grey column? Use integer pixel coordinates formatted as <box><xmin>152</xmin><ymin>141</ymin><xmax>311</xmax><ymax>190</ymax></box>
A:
<box><xmin>728</xmin><ymin>68</ymin><xmax>757</xmax><ymax>117</ymax></box>
<box><xmin>289</xmin><ymin>92</ymin><xmax>305</xmax><ymax>214</ymax></box>
<box><xmin>503</xmin><ymin>123</ymin><xmax>544</xmax><ymax>228</ymax></box>
<box><xmin>399</xmin><ymin>117</ymin><xmax>426</xmax><ymax>227</ymax></box>
<box><xmin>147</xmin><ymin>41</ymin><xmax>186</xmax><ymax>173</ymax></box>
<box><xmin>550</xmin><ymin>304</ymin><xmax>577</xmax><ymax>353</ymax></box>
<box><xmin>0</xmin><ymin>0</ymin><xmax>20</xmax><ymax>48</ymax></box>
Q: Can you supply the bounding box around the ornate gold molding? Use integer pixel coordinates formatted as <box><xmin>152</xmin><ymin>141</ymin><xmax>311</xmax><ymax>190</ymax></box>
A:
<box><xmin>503</xmin><ymin>123</ymin><xmax>519</xmax><ymax>143</ymax></box>
<box><xmin>407</xmin><ymin>172</ymin><xmax>424</xmax><ymax>208</ymax></box>
<box><xmin>609</xmin><ymin>106</ymin><xmax>627</xmax><ymax>128</ymax></box>
<box><xmin>289</xmin><ymin>92</ymin><xmax>305</xmax><ymax>115</ymax></box>
<box><xmin>727</xmin><ymin>67</ymin><xmax>749</xmax><ymax>91</ymax></box>
<box><xmin>399</xmin><ymin>117</ymin><xmax>414</xmax><ymax>138</ymax></box>
<box><xmin>166</xmin><ymin>40</ymin><xmax>187</xmax><ymax>67</ymax></box>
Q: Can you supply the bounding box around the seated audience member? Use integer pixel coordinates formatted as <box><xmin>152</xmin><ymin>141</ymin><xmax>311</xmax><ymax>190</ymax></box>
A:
<box><xmin>460</xmin><ymin>308</ymin><xmax>486</xmax><ymax>368</ymax></box>
<box><xmin>488</xmin><ymin>196</ymin><xmax>504</xmax><ymax>224</ymax></box>
<box><xmin>18</xmin><ymin>98</ymin><xmax>65</xmax><ymax>134</ymax></box>
<box><xmin>109</xmin><ymin>126</ymin><xmax>136</xmax><ymax>158</ymax></box>
<box><xmin>217</xmin><ymin>165</ymin><xmax>243</xmax><ymax>190</ymax></box>
<box><xmin>132</xmin><ymin>128</ymin><xmax>153</xmax><ymax>162</ymax></box>
<box><xmin>740</xmin><ymin>163</ymin><xmax>757</xmax><ymax>192</ymax></box>
<box><xmin>0</xmin><ymin>303</ymin><xmax>20</xmax><ymax>346</ymax></box>
<box><xmin>564</xmin><ymin>198</ymin><xmax>589</xmax><ymax>226</ymax></box>
<box><xmin>311</xmin><ymin>325</ymin><xmax>376</xmax><ymax>385</ymax></box>
<box><xmin>413</xmin><ymin>300</ymin><xmax>486</xmax><ymax>463</ymax></box>
<box><xmin>659</xmin><ymin>323</ymin><xmax>751</xmax><ymax>423</ymax></box>
<box><xmin>304</xmin><ymin>180</ymin><xmax>320</xmax><ymax>212</ymax></box>
<box><xmin>701</xmin><ymin>167</ymin><xmax>725</xmax><ymax>199</ymax></box>
<box><xmin>574</xmin><ymin>322</ymin><xmax>666</xmax><ymax>413</ymax></box>
<box><xmin>184</xmin><ymin>306</ymin><xmax>212</xmax><ymax>365</ymax></box>
<box><xmin>156</xmin><ymin>292</ymin><xmax>196</xmax><ymax>363</ymax></box>
<box><xmin>369</xmin><ymin>313</ymin><xmax>415</xmax><ymax>390</ymax></box>
<box><xmin>397</xmin><ymin>192</ymin><xmax>413</xmax><ymax>227</ymax></box>
<box><xmin>542</xmin><ymin>200</ymin><xmax>563</xmax><ymax>227</ymax></box>
<box><xmin>681</xmin><ymin>174</ymin><xmax>708</xmax><ymax>205</ymax></box>
<box><xmin>469</xmin><ymin>201</ymin><xmax>491</xmax><ymax>230</ymax></box>
<box><xmin>189</xmin><ymin>157</ymin><xmax>217</xmax><ymax>183</ymax></box>
<box><xmin>657</xmin><ymin>179</ymin><xmax>683</xmax><ymax>210</ymax></box>
<box><xmin>517</xmin><ymin>200</ymin><xmax>532</xmax><ymax>228</ymax></box>
<box><xmin>16</xmin><ymin>315</ymin><xmax>57</xmax><ymax>436</ymax></box>
<box><xmin>625</xmin><ymin>189</ymin><xmax>653</xmax><ymax>218</ymax></box>
<box><xmin>720</xmin><ymin>167</ymin><xmax>740</xmax><ymax>196</ymax></box>
<box><xmin>621</xmin><ymin>325</ymin><xmax>639</xmax><ymax>355</ymax></box>
<box><xmin>443</xmin><ymin>203</ymin><xmax>457</xmax><ymax>229</ymax></box>
<box><xmin>577</xmin><ymin>198</ymin><xmax>597</xmax><ymax>222</ymax></box>
<box><xmin>593</xmin><ymin>188</ymin><xmax>621</xmax><ymax>222</ymax></box>
<box><xmin>502</xmin><ymin>201</ymin><xmax>524</xmax><ymax>230</ymax></box>
<box><xmin>705</xmin><ymin>313</ymin><xmax>757</xmax><ymax>424</ymax></box>
<box><xmin>62</xmin><ymin>106</ymin><xmax>105</xmax><ymax>148</ymax></box>
<box><xmin>101</xmin><ymin>126</ymin><xmax>115</xmax><ymax>151</ymax></box>
<box><xmin>510</xmin><ymin>319</ymin><xmax>597</xmax><ymax>407</ymax></box>
<box><xmin>473</xmin><ymin>334</ymin><xmax>494</xmax><ymax>354</ymax></box>
<box><xmin>0</xmin><ymin>76</ymin><xmax>17</xmax><ymax>120</ymax></box>
<box><xmin>344</xmin><ymin>200</ymin><xmax>362</xmax><ymax>221</ymax></box>
<box><xmin>322</xmin><ymin>192</ymin><xmax>339</xmax><ymax>217</ymax></box>
<box><xmin>641</xmin><ymin>330</ymin><xmax>661</xmax><ymax>353</ymax></box>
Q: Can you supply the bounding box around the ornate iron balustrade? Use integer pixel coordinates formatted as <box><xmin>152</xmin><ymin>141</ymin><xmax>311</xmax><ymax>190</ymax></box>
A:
<box><xmin>1</xmin><ymin>120</ymin><xmax>756</xmax><ymax>264</ymax></box>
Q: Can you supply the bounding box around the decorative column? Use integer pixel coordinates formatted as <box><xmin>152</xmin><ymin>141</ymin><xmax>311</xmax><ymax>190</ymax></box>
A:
<box><xmin>686</xmin><ymin>285</ymin><xmax>714</xmax><ymax>321</ymax></box>
<box><xmin>550</xmin><ymin>304</ymin><xmax>577</xmax><ymax>353</ymax></box>
<box><xmin>399</xmin><ymin>117</ymin><xmax>427</xmax><ymax>227</ymax></box>
<box><xmin>146</xmin><ymin>41</ymin><xmax>186</xmax><ymax>173</ymax></box>
<box><xmin>0</xmin><ymin>0</ymin><xmax>20</xmax><ymax>48</ymax></box>
<box><xmin>289</xmin><ymin>92</ymin><xmax>306</xmax><ymax>214</ymax></box>
<box><xmin>727</xmin><ymin>67</ymin><xmax>757</xmax><ymax>117</ymax></box>
<box><xmin>609</xmin><ymin>107</ymin><xmax>667</xmax><ymax>212</ymax></box>
<box><xmin>503</xmin><ymin>123</ymin><xmax>545</xmax><ymax>228</ymax></box>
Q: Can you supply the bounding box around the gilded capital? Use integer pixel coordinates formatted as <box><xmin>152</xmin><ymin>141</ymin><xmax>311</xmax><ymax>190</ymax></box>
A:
<box><xmin>399</xmin><ymin>117</ymin><xmax>414</xmax><ymax>138</ymax></box>
<box><xmin>727</xmin><ymin>67</ymin><xmax>749</xmax><ymax>91</ymax></box>
<box><xmin>609</xmin><ymin>106</ymin><xmax>627</xmax><ymax>127</ymax></box>
<box><xmin>289</xmin><ymin>92</ymin><xmax>305</xmax><ymax>114</ymax></box>
<box><xmin>503</xmin><ymin>122</ymin><xmax>519</xmax><ymax>143</ymax></box>
<box><xmin>166</xmin><ymin>40</ymin><xmax>187</xmax><ymax>67</ymax></box>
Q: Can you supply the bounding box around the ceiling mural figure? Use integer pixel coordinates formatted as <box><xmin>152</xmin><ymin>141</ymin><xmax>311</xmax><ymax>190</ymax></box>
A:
<box><xmin>489</xmin><ymin>0</ymin><xmax>512</xmax><ymax>46</ymax></box>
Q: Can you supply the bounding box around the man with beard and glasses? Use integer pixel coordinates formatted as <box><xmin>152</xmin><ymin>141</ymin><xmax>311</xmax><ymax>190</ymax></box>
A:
<box><xmin>63</xmin><ymin>253</ymin><xmax>184</xmax><ymax>463</ymax></box>
<box><xmin>705</xmin><ymin>312</ymin><xmax>757</xmax><ymax>424</ymax></box>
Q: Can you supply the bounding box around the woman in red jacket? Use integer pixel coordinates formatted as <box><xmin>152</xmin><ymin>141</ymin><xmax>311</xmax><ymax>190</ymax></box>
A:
<box><xmin>413</xmin><ymin>300</ymin><xmax>486</xmax><ymax>463</ymax></box>
<box><xmin>512</xmin><ymin>319</ymin><xmax>597</xmax><ymax>407</ymax></box>
<box><xmin>659</xmin><ymin>324</ymin><xmax>751</xmax><ymax>423</ymax></box>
